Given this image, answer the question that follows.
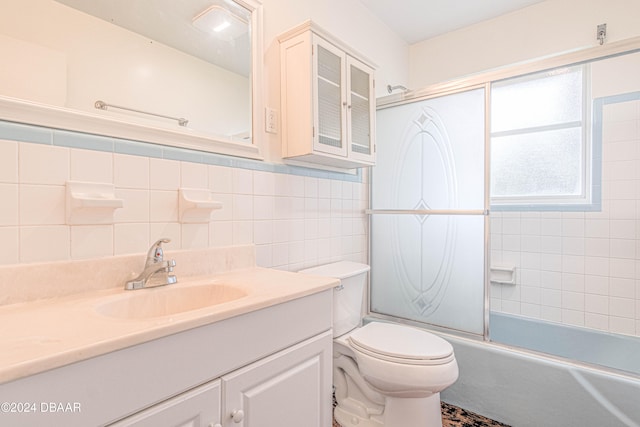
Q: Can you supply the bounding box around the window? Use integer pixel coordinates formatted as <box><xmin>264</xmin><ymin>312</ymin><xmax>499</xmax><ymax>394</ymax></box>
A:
<box><xmin>490</xmin><ymin>64</ymin><xmax>592</xmax><ymax>209</ymax></box>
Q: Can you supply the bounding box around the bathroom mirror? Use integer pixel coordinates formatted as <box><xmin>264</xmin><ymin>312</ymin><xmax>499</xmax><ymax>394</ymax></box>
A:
<box><xmin>0</xmin><ymin>0</ymin><xmax>263</xmax><ymax>159</ymax></box>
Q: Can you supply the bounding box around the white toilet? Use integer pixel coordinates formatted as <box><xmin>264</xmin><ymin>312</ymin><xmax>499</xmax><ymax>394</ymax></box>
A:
<box><xmin>300</xmin><ymin>261</ymin><xmax>459</xmax><ymax>427</ymax></box>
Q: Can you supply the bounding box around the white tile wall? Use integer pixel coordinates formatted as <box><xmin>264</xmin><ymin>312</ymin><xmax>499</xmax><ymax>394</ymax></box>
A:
<box><xmin>0</xmin><ymin>140</ymin><xmax>368</xmax><ymax>272</ymax></box>
<box><xmin>491</xmin><ymin>99</ymin><xmax>640</xmax><ymax>337</ymax></box>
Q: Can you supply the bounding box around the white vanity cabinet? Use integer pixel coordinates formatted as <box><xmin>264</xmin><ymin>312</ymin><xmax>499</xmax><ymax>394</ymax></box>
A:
<box><xmin>113</xmin><ymin>332</ymin><xmax>331</xmax><ymax>427</ymax></box>
<box><xmin>279</xmin><ymin>20</ymin><xmax>376</xmax><ymax>170</ymax></box>
<box><xmin>0</xmin><ymin>290</ymin><xmax>333</xmax><ymax>427</ymax></box>
<box><xmin>222</xmin><ymin>332</ymin><xmax>330</xmax><ymax>427</ymax></box>
<box><xmin>108</xmin><ymin>381</ymin><xmax>221</xmax><ymax>427</ymax></box>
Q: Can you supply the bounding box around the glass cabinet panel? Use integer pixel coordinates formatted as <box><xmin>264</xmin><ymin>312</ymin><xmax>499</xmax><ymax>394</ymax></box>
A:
<box><xmin>348</xmin><ymin>58</ymin><xmax>374</xmax><ymax>159</ymax></box>
<box><xmin>316</xmin><ymin>42</ymin><xmax>345</xmax><ymax>154</ymax></box>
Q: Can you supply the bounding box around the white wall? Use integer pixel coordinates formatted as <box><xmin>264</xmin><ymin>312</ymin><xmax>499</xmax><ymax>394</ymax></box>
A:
<box><xmin>409</xmin><ymin>0</ymin><xmax>640</xmax><ymax>88</ymax></box>
<box><xmin>261</xmin><ymin>0</ymin><xmax>408</xmax><ymax>95</ymax></box>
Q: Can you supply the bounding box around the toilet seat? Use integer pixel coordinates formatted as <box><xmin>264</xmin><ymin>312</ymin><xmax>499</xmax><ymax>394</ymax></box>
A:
<box><xmin>348</xmin><ymin>322</ymin><xmax>455</xmax><ymax>365</ymax></box>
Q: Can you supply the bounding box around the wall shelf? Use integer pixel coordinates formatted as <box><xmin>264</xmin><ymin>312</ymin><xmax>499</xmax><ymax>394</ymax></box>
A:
<box><xmin>490</xmin><ymin>266</ymin><xmax>517</xmax><ymax>285</ymax></box>
<box><xmin>66</xmin><ymin>181</ymin><xmax>124</xmax><ymax>225</ymax></box>
<box><xmin>179</xmin><ymin>188</ymin><xmax>223</xmax><ymax>223</ymax></box>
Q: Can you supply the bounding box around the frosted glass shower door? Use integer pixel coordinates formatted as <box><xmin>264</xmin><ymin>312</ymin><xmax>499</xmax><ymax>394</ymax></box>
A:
<box><xmin>370</xmin><ymin>88</ymin><xmax>486</xmax><ymax>335</ymax></box>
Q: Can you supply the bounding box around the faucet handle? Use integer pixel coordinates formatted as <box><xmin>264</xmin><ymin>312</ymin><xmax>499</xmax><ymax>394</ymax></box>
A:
<box><xmin>146</xmin><ymin>238</ymin><xmax>171</xmax><ymax>265</ymax></box>
<box><xmin>165</xmin><ymin>259</ymin><xmax>176</xmax><ymax>272</ymax></box>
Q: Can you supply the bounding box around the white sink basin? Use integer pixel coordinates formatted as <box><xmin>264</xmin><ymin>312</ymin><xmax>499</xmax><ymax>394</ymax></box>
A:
<box><xmin>96</xmin><ymin>283</ymin><xmax>247</xmax><ymax>319</ymax></box>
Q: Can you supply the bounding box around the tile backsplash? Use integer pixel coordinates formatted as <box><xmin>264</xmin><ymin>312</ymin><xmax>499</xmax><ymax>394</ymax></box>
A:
<box><xmin>0</xmin><ymin>123</ymin><xmax>368</xmax><ymax>272</ymax></box>
<box><xmin>0</xmin><ymin>245</ymin><xmax>256</xmax><ymax>305</ymax></box>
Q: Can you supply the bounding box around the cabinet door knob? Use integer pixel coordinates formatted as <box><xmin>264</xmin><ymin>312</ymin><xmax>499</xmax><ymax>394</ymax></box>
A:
<box><xmin>231</xmin><ymin>409</ymin><xmax>245</xmax><ymax>423</ymax></box>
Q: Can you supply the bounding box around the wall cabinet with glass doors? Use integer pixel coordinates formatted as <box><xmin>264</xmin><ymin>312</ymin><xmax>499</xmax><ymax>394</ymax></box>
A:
<box><xmin>279</xmin><ymin>21</ymin><xmax>376</xmax><ymax>169</ymax></box>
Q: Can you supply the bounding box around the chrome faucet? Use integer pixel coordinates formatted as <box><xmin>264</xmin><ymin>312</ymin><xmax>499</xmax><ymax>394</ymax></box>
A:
<box><xmin>125</xmin><ymin>238</ymin><xmax>177</xmax><ymax>290</ymax></box>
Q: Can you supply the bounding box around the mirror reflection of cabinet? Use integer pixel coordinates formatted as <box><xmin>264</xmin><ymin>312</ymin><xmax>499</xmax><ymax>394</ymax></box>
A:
<box><xmin>280</xmin><ymin>21</ymin><xmax>376</xmax><ymax>170</ymax></box>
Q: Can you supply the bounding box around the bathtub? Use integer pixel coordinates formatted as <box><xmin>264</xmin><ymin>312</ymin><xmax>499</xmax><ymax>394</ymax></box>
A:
<box><xmin>438</xmin><ymin>313</ymin><xmax>640</xmax><ymax>427</ymax></box>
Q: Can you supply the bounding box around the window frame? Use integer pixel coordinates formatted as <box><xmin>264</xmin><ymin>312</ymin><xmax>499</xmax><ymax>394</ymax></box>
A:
<box><xmin>489</xmin><ymin>63</ymin><xmax>597</xmax><ymax>211</ymax></box>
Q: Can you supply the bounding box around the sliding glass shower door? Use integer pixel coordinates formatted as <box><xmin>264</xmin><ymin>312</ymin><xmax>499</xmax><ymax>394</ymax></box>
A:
<box><xmin>370</xmin><ymin>88</ymin><xmax>487</xmax><ymax>335</ymax></box>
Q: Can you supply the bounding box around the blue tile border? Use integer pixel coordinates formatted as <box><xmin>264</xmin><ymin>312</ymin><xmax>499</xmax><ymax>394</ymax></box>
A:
<box><xmin>53</xmin><ymin>129</ymin><xmax>114</xmax><ymax>152</ymax></box>
<box><xmin>0</xmin><ymin>120</ymin><xmax>363</xmax><ymax>182</ymax></box>
<box><xmin>595</xmin><ymin>91</ymin><xmax>640</xmax><ymax>106</ymax></box>
<box><xmin>114</xmin><ymin>138</ymin><xmax>164</xmax><ymax>158</ymax></box>
<box><xmin>0</xmin><ymin>121</ymin><xmax>52</xmax><ymax>145</ymax></box>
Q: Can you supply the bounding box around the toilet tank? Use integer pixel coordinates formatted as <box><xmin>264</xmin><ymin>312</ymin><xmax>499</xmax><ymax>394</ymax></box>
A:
<box><xmin>299</xmin><ymin>261</ymin><xmax>370</xmax><ymax>337</ymax></box>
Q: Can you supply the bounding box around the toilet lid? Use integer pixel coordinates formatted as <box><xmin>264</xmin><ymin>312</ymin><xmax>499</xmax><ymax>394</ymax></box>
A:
<box><xmin>348</xmin><ymin>322</ymin><xmax>454</xmax><ymax>365</ymax></box>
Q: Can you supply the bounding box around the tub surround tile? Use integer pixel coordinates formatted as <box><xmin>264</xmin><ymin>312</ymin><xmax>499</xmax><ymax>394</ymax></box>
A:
<box><xmin>493</xmin><ymin>93</ymin><xmax>640</xmax><ymax>339</ymax></box>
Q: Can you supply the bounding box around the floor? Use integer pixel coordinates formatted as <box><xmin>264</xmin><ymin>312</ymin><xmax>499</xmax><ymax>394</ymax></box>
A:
<box><xmin>332</xmin><ymin>402</ymin><xmax>510</xmax><ymax>427</ymax></box>
<box><xmin>440</xmin><ymin>402</ymin><xmax>510</xmax><ymax>426</ymax></box>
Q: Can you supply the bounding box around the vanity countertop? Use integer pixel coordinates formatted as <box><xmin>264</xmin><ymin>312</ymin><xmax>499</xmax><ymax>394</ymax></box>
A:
<box><xmin>0</xmin><ymin>267</ymin><xmax>338</xmax><ymax>384</ymax></box>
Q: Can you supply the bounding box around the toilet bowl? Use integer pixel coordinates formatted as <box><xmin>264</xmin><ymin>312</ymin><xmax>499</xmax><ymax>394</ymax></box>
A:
<box><xmin>299</xmin><ymin>261</ymin><xmax>459</xmax><ymax>427</ymax></box>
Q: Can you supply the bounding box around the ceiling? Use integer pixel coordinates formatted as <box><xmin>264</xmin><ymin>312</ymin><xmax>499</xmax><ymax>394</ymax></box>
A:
<box><xmin>358</xmin><ymin>0</ymin><xmax>545</xmax><ymax>44</ymax></box>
